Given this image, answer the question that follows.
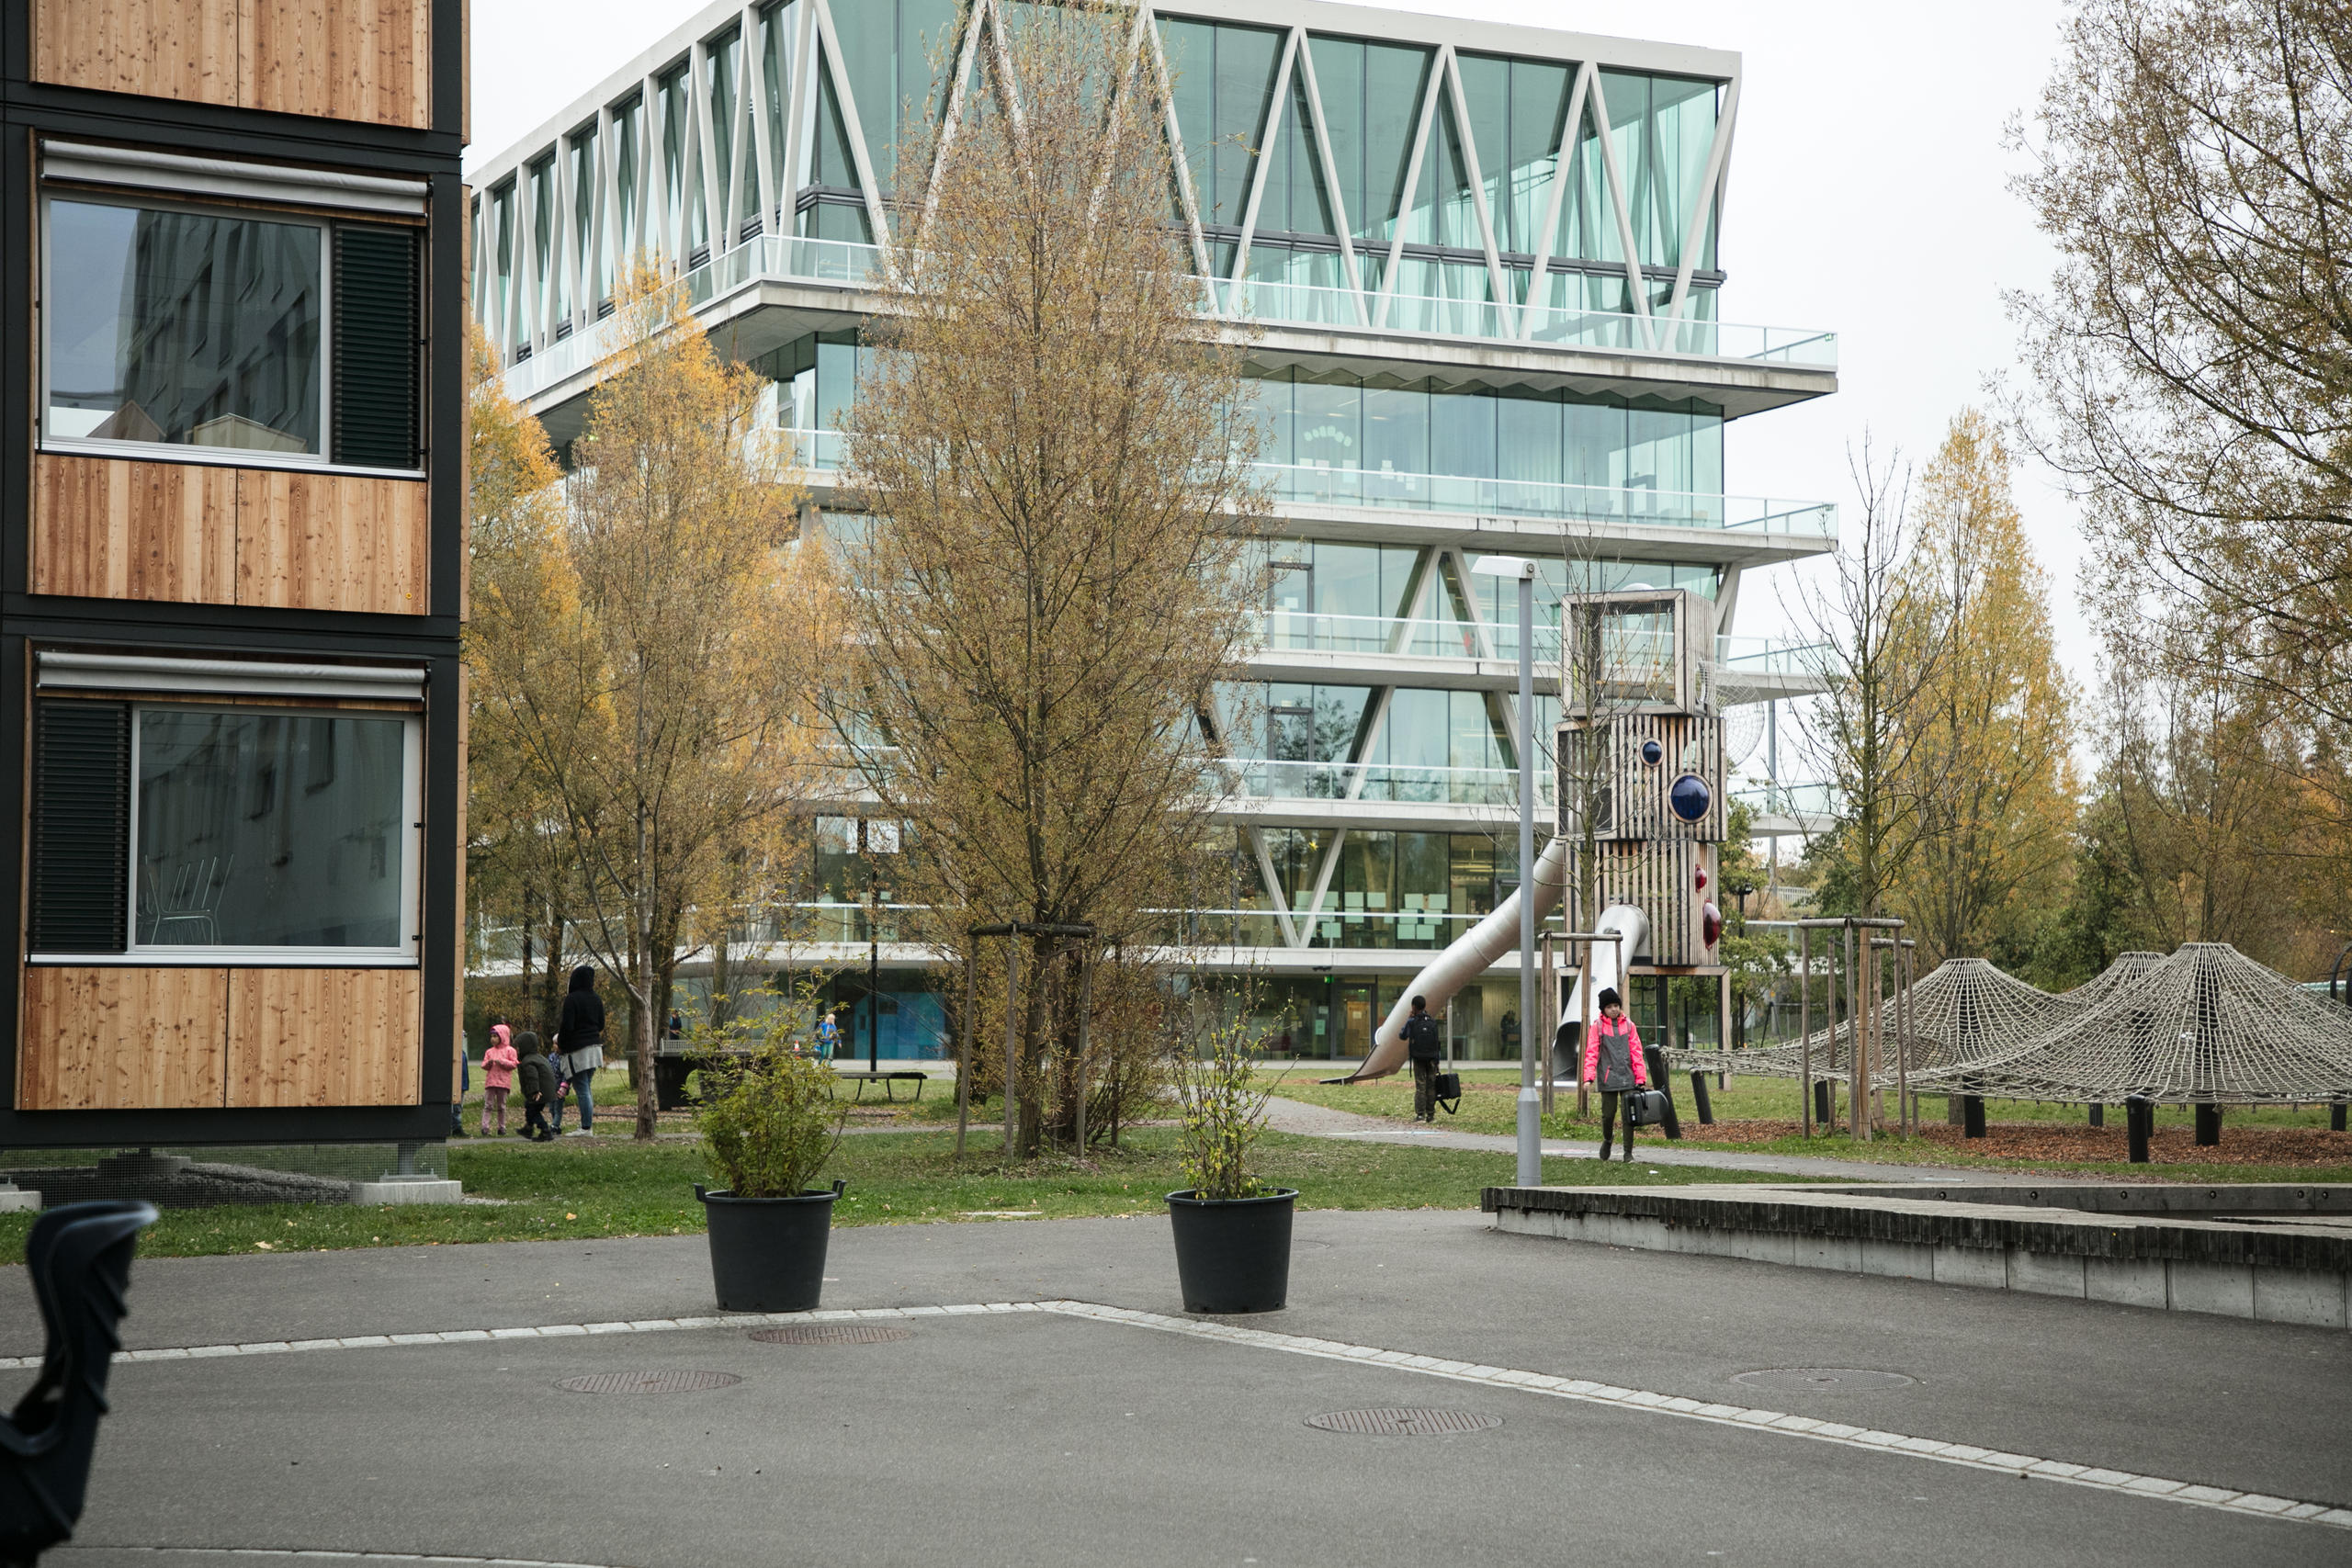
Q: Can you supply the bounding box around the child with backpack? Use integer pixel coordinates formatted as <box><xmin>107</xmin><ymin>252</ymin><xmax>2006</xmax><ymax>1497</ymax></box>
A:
<box><xmin>515</xmin><ymin>1031</ymin><xmax>559</xmax><ymax>1142</ymax></box>
<box><xmin>1581</xmin><ymin>987</ymin><xmax>1650</xmax><ymax>1163</ymax></box>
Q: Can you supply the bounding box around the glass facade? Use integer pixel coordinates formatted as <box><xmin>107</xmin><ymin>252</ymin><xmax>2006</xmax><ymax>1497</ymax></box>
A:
<box><xmin>468</xmin><ymin>2</ymin><xmax>1826</xmax><ymax>1017</ymax></box>
<box><xmin>1246</xmin><ymin>367</ymin><xmax>1723</xmax><ymax>497</ymax></box>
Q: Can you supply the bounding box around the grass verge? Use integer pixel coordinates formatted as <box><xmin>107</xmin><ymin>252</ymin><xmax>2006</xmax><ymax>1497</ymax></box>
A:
<box><xmin>1269</xmin><ymin>1073</ymin><xmax>2352</xmax><ymax>1183</ymax></box>
<box><xmin>0</xmin><ymin>1124</ymin><xmax>1801</xmax><ymax>1264</ymax></box>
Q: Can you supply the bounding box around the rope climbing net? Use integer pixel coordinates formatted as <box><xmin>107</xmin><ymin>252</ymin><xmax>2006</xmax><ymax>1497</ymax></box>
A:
<box><xmin>1662</xmin><ymin>957</ymin><xmax>2075</xmax><ymax>1085</ymax></box>
<box><xmin>1914</xmin><ymin>944</ymin><xmax>2352</xmax><ymax>1105</ymax></box>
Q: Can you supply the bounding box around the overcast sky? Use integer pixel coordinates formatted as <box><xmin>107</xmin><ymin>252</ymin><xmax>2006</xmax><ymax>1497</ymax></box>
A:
<box><xmin>469</xmin><ymin>0</ymin><xmax>2091</xmax><ymax>691</ymax></box>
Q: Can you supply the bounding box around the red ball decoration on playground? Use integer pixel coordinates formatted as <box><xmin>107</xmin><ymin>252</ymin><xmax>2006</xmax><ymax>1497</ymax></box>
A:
<box><xmin>1702</xmin><ymin>901</ymin><xmax>1723</xmax><ymax>946</ymax></box>
<box><xmin>1695</xmin><ymin>866</ymin><xmax>1709</xmax><ymax>890</ymax></box>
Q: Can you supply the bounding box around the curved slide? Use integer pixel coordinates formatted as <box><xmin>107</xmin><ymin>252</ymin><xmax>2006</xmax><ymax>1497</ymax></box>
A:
<box><xmin>1341</xmin><ymin>835</ymin><xmax>1653</xmax><ymax>1082</ymax></box>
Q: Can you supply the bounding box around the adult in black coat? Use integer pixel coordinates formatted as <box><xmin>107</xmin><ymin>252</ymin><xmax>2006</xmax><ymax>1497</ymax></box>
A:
<box><xmin>552</xmin><ymin>965</ymin><xmax>607</xmax><ymax>1134</ymax></box>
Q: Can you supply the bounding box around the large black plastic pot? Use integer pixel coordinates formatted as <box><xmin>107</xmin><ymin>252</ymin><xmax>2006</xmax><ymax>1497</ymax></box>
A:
<box><xmin>1166</xmin><ymin>1188</ymin><xmax>1296</xmax><ymax>1314</ymax></box>
<box><xmin>695</xmin><ymin>1181</ymin><xmax>842</xmax><ymax>1311</ymax></box>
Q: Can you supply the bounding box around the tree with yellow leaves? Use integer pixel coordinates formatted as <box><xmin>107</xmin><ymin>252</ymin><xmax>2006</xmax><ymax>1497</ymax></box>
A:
<box><xmin>469</xmin><ymin>274</ymin><xmax>825</xmax><ymax>1138</ymax></box>
<box><xmin>827</xmin><ymin>3</ymin><xmax>1262</xmax><ymax>1156</ymax></box>
<box><xmin>1886</xmin><ymin>411</ymin><xmax>2078</xmax><ymax>964</ymax></box>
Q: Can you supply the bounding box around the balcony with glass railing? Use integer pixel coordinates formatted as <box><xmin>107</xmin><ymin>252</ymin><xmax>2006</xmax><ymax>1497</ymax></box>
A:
<box><xmin>1222</xmin><ymin>759</ymin><xmax>1552</xmax><ymax>808</ymax></box>
<box><xmin>1251</xmin><ymin>615</ymin><xmax>1826</xmax><ymax>678</ymax></box>
<box><xmin>776</xmin><ymin>429</ymin><xmax>1836</xmax><ymax>541</ymax></box>
<box><xmin>501</xmin><ymin>233</ymin><xmax>1838</xmax><ymax>402</ymax></box>
<box><xmin>1735</xmin><ymin>782</ymin><xmax>1839</xmax><ymax>818</ymax></box>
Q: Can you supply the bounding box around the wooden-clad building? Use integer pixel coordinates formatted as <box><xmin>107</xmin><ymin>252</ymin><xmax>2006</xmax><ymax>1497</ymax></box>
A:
<box><xmin>0</xmin><ymin>0</ymin><xmax>467</xmax><ymax>1146</ymax></box>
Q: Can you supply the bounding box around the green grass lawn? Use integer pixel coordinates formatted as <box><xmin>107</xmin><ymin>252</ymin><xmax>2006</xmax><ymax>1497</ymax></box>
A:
<box><xmin>1272</xmin><ymin>1069</ymin><xmax>2352</xmax><ymax>1184</ymax></box>
<box><xmin>0</xmin><ymin>1124</ymin><xmax>1800</xmax><ymax>1265</ymax></box>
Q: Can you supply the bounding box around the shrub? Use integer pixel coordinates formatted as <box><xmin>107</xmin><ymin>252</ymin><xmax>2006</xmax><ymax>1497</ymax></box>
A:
<box><xmin>1170</xmin><ymin>1017</ymin><xmax>1283</xmax><ymax>1201</ymax></box>
<box><xmin>695</xmin><ymin>1045</ymin><xmax>844</xmax><ymax>1198</ymax></box>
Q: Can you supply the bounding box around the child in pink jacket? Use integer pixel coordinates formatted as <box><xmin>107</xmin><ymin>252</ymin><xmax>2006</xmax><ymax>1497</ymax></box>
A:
<box><xmin>1580</xmin><ymin>987</ymin><xmax>1649</xmax><ymax>1163</ymax></box>
<box><xmin>481</xmin><ymin>1019</ymin><xmax>519</xmax><ymax>1135</ymax></box>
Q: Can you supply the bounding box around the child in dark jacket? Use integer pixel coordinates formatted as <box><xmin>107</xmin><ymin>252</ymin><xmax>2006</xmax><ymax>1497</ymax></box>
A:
<box><xmin>515</xmin><ymin>1032</ymin><xmax>560</xmax><ymax>1142</ymax></box>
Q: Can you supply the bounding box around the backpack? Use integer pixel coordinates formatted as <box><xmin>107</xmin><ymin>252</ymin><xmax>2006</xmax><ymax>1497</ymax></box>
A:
<box><xmin>1403</xmin><ymin>1013</ymin><xmax>1442</xmax><ymax>1061</ymax></box>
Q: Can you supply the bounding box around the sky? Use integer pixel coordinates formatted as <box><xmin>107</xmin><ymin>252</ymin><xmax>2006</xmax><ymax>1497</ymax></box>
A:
<box><xmin>467</xmin><ymin>0</ymin><xmax>2094</xmax><ymax>694</ymax></box>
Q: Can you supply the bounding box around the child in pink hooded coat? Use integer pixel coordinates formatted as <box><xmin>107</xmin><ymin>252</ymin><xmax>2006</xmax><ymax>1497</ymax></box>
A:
<box><xmin>1580</xmin><ymin>987</ymin><xmax>1649</xmax><ymax>1162</ymax></box>
<box><xmin>481</xmin><ymin>1019</ymin><xmax>519</xmax><ymax>1135</ymax></box>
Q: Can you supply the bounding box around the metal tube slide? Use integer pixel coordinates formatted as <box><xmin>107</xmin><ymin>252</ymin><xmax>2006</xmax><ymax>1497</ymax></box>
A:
<box><xmin>1348</xmin><ymin>835</ymin><xmax>1575</xmax><ymax>1082</ymax></box>
<box><xmin>1557</xmin><ymin>902</ymin><xmax>1650</xmax><ymax>1078</ymax></box>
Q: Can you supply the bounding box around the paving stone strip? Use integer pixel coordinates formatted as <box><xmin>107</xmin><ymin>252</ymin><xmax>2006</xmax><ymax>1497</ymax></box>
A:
<box><xmin>60</xmin><ymin>1552</ymin><xmax>618</xmax><ymax>1568</ymax></box>
<box><xmin>22</xmin><ymin>1301</ymin><xmax>2346</xmax><ymax>1534</ymax></box>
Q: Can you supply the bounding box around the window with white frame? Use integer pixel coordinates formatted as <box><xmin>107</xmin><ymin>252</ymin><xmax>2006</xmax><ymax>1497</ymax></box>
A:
<box><xmin>39</xmin><ymin>141</ymin><xmax>426</xmax><ymax>472</ymax></box>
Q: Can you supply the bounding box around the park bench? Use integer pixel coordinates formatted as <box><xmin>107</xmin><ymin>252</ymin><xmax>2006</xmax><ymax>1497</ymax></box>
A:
<box><xmin>830</xmin><ymin>1070</ymin><xmax>929</xmax><ymax>1103</ymax></box>
<box><xmin>2</xmin><ymin>1200</ymin><xmax>158</xmax><ymax>1566</ymax></box>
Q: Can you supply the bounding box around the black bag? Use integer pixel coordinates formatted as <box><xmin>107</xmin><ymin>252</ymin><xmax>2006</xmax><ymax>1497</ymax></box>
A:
<box><xmin>1431</xmin><ymin>1072</ymin><xmax>1461</xmax><ymax>1114</ymax></box>
<box><xmin>1621</xmin><ymin>1089</ymin><xmax>1669</xmax><ymax>1129</ymax></box>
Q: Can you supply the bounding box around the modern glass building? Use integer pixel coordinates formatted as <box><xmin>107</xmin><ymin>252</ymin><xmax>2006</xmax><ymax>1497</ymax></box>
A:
<box><xmin>466</xmin><ymin>0</ymin><xmax>1836</xmax><ymax>1062</ymax></box>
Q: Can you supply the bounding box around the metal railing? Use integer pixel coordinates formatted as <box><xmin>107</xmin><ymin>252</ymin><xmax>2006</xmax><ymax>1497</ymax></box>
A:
<box><xmin>1224</xmin><ymin>759</ymin><xmax>1555</xmax><ymax>807</ymax></box>
<box><xmin>500</xmin><ymin>233</ymin><xmax>1839</xmax><ymax>400</ymax></box>
<box><xmin>777</xmin><ymin>429</ymin><xmax>1836</xmax><ymax>538</ymax></box>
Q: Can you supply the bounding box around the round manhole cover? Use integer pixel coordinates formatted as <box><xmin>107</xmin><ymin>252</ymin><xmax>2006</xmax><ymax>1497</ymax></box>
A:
<box><xmin>1305</xmin><ymin>1408</ymin><xmax>1502</xmax><ymax>1437</ymax></box>
<box><xmin>556</xmin><ymin>1370</ymin><xmax>743</xmax><ymax>1393</ymax></box>
<box><xmin>1732</xmin><ymin>1368</ymin><xmax>1916</xmax><ymax>1392</ymax></box>
<box><xmin>750</xmin><ymin>1324</ymin><xmax>914</xmax><ymax>1346</ymax></box>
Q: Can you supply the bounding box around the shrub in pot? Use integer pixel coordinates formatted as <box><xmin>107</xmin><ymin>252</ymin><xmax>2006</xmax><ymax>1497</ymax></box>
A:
<box><xmin>694</xmin><ymin>1044</ymin><xmax>845</xmax><ymax>1311</ymax></box>
<box><xmin>1167</xmin><ymin>1021</ymin><xmax>1294</xmax><ymax>1314</ymax></box>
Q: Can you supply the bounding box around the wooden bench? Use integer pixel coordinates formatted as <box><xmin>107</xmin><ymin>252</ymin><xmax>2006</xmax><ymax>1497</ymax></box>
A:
<box><xmin>830</xmin><ymin>1070</ymin><xmax>929</xmax><ymax>1103</ymax></box>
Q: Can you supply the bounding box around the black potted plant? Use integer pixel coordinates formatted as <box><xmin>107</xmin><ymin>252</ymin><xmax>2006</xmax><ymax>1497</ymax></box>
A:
<box><xmin>694</xmin><ymin>1043</ymin><xmax>845</xmax><ymax>1312</ymax></box>
<box><xmin>1167</xmin><ymin>1021</ymin><xmax>1294</xmax><ymax>1314</ymax></box>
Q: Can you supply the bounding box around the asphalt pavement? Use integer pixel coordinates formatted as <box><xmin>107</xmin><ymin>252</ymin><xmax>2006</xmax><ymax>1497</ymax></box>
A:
<box><xmin>9</xmin><ymin>1205</ymin><xmax>2348</xmax><ymax>1567</ymax></box>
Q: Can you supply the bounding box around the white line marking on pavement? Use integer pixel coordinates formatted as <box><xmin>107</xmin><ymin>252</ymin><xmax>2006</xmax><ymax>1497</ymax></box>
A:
<box><xmin>1027</xmin><ymin>1301</ymin><xmax>2352</xmax><ymax>1534</ymax></box>
<box><xmin>0</xmin><ymin>1303</ymin><xmax>1048</xmax><ymax>1371</ymax></box>
<box><xmin>60</xmin><ymin>1551</ymin><xmax>629</xmax><ymax>1568</ymax></box>
<box><xmin>36</xmin><ymin>1299</ymin><xmax>2349</xmax><ymax>1533</ymax></box>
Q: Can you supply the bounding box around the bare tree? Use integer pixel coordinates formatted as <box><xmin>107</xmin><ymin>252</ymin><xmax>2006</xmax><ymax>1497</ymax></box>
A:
<box><xmin>827</xmin><ymin>3</ymin><xmax>1262</xmax><ymax>1156</ymax></box>
<box><xmin>2007</xmin><ymin>0</ymin><xmax>2352</xmax><ymax>729</ymax></box>
<box><xmin>1795</xmin><ymin>440</ymin><xmax>1951</xmax><ymax>919</ymax></box>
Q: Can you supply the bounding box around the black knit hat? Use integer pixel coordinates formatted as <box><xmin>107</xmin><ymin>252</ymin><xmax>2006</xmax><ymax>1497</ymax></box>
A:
<box><xmin>1598</xmin><ymin>987</ymin><xmax>1622</xmax><ymax>1010</ymax></box>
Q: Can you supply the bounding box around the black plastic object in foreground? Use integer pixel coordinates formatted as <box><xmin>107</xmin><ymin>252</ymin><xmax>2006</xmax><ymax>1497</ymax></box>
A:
<box><xmin>1</xmin><ymin>1200</ymin><xmax>159</xmax><ymax>1567</ymax></box>
<box><xmin>1640</xmin><ymin>1046</ymin><xmax>1682</xmax><ymax>1139</ymax></box>
<box><xmin>696</xmin><ymin>1182</ymin><xmax>841</xmax><ymax>1312</ymax></box>
<box><xmin>1167</xmin><ymin>1189</ymin><xmax>1296</xmax><ymax>1314</ymax></box>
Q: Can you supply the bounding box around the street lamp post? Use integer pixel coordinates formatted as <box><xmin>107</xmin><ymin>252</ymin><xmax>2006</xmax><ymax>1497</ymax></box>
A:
<box><xmin>1475</xmin><ymin>554</ymin><xmax>1542</xmax><ymax>1188</ymax></box>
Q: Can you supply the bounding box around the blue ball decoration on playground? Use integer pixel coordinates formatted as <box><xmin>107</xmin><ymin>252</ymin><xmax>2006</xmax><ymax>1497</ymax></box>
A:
<box><xmin>1641</xmin><ymin>739</ymin><xmax>1664</xmax><ymax>765</ymax></box>
<box><xmin>1669</xmin><ymin>773</ymin><xmax>1712</xmax><ymax>823</ymax></box>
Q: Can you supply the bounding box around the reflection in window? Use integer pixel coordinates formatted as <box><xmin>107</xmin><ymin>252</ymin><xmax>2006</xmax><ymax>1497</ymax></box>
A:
<box><xmin>48</xmin><ymin>199</ymin><xmax>322</xmax><ymax>456</ymax></box>
<box><xmin>135</xmin><ymin>709</ymin><xmax>407</xmax><ymax>949</ymax></box>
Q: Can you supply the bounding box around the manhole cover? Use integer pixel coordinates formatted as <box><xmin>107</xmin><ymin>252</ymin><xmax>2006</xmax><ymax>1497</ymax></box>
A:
<box><xmin>1732</xmin><ymin>1368</ymin><xmax>1916</xmax><ymax>1392</ymax></box>
<box><xmin>750</xmin><ymin>1324</ymin><xmax>914</xmax><ymax>1346</ymax></box>
<box><xmin>1305</xmin><ymin>1408</ymin><xmax>1502</xmax><ymax>1437</ymax></box>
<box><xmin>556</xmin><ymin>1370</ymin><xmax>743</xmax><ymax>1393</ymax></box>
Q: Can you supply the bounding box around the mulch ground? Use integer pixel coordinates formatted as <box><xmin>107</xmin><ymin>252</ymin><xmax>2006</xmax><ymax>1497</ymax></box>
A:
<box><xmin>1679</xmin><ymin>1117</ymin><xmax>2352</xmax><ymax>1168</ymax></box>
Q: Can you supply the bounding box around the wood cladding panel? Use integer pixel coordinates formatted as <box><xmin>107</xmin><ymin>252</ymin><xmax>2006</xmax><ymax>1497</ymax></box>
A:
<box><xmin>18</xmin><ymin>966</ymin><xmax>231</xmax><ymax>1110</ymax></box>
<box><xmin>34</xmin><ymin>0</ymin><xmax>431</xmax><ymax>128</ymax></box>
<box><xmin>32</xmin><ymin>456</ymin><xmax>427</xmax><ymax>615</ymax></box>
<box><xmin>32</xmin><ymin>0</ymin><xmax>241</xmax><ymax>106</ymax></box>
<box><xmin>245</xmin><ymin>0</ymin><xmax>432</xmax><ymax>129</ymax></box>
<box><xmin>236</xmin><ymin>470</ymin><xmax>428</xmax><ymax>614</ymax></box>
<box><xmin>33</xmin><ymin>455</ymin><xmax>239</xmax><ymax>604</ymax></box>
<box><xmin>226</xmin><ymin>969</ymin><xmax>423</xmax><ymax>1107</ymax></box>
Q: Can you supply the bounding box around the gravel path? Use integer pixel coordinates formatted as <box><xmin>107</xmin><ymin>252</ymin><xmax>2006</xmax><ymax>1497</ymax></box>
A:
<box><xmin>1261</xmin><ymin>1094</ymin><xmax>2045</xmax><ymax>1183</ymax></box>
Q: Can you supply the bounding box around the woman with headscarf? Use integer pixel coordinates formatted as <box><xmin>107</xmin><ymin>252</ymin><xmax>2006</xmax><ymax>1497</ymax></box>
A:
<box><xmin>552</xmin><ymin>965</ymin><xmax>606</xmax><ymax>1135</ymax></box>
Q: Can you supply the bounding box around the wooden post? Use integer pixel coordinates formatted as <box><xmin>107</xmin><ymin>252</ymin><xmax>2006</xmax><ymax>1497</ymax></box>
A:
<box><xmin>1539</xmin><ymin>934</ymin><xmax>1555</xmax><ymax>1116</ymax></box>
<box><xmin>1074</xmin><ymin>944</ymin><xmax>1093</xmax><ymax>1155</ymax></box>
<box><xmin>1576</xmin><ymin>938</ymin><xmax>1593</xmax><ymax>1119</ymax></box>
<box><xmin>1798</xmin><ymin>925</ymin><xmax>1814</xmax><ymax>1138</ymax></box>
<box><xmin>2127</xmin><ymin>1096</ymin><xmax>2153</xmax><ymax>1163</ymax></box>
<box><xmin>1002</xmin><ymin>931</ymin><xmax>1023</xmax><ymax>1156</ymax></box>
<box><xmin>955</xmin><ymin>945</ymin><xmax>977</xmax><ymax>1157</ymax></box>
